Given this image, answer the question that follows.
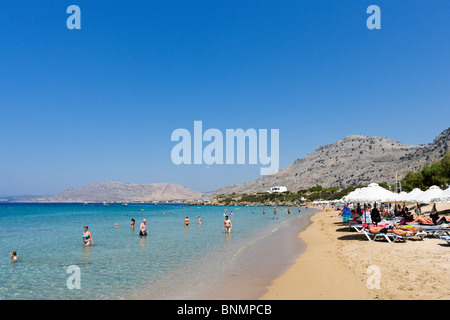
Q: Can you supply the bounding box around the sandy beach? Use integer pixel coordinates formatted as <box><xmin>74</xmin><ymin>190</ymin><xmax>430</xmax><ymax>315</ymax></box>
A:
<box><xmin>261</xmin><ymin>203</ymin><xmax>450</xmax><ymax>300</ymax></box>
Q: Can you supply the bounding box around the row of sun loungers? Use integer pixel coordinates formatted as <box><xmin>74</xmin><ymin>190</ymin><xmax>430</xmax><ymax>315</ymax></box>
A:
<box><xmin>350</xmin><ymin>223</ymin><xmax>436</xmax><ymax>243</ymax></box>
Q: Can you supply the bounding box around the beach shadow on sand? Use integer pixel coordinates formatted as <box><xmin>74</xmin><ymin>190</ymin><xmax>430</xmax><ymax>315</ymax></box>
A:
<box><xmin>335</xmin><ymin>226</ymin><xmax>354</xmax><ymax>232</ymax></box>
<box><xmin>337</xmin><ymin>234</ymin><xmax>368</xmax><ymax>241</ymax></box>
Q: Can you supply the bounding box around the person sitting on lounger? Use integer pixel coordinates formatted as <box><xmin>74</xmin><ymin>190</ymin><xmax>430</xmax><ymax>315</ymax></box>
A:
<box><xmin>401</xmin><ymin>207</ymin><xmax>415</xmax><ymax>223</ymax></box>
<box><xmin>411</xmin><ymin>214</ymin><xmax>449</xmax><ymax>225</ymax></box>
<box><xmin>348</xmin><ymin>209</ymin><xmax>362</xmax><ymax>225</ymax></box>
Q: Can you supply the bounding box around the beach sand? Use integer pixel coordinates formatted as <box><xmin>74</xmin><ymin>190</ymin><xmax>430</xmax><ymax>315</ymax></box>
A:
<box><xmin>261</xmin><ymin>203</ymin><xmax>450</xmax><ymax>300</ymax></box>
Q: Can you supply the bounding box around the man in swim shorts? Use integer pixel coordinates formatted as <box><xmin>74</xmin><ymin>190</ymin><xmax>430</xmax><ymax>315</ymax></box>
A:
<box><xmin>139</xmin><ymin>219</ymin><xmax>148</xmax><ymax>236</ymax></box>
<box><xmin>223</xmin><ymin>215</ymin><xmax>232</xmax><ymax>234</ymax></box>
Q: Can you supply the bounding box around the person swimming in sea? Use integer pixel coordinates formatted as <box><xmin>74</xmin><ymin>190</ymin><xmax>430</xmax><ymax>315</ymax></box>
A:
<box><xmin>82</xmin><ymin>226</ymin><xmax>94</xmax><ymax>246</ymax></box>
<box><xmin>10</xmin><ymin>251</ymin><xmax>18</xmax><ymax>262</ymax></box>
<box><xmin>222</xmin><ymin>215</ymin><xmax>232</xmax><ymax>234</ymax></box>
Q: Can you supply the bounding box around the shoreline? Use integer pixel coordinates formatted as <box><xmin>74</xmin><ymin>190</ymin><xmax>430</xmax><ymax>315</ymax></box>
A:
<box><xmin>126</xmin><ymin>208</ymin><xmax>316</xmax><ymax>300</ymax></box>
<box><xmin>261</xmin><ymin>204</ymin><xmax>450</xmax><ymax>300</ymax></box>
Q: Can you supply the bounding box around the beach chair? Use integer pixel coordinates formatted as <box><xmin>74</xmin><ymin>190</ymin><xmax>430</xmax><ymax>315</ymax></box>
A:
<box><xmin>350</xmin><ymin>224</ymin><xmax>365</xmax><ymax>232</ymax></box>
<box><xmin>439</xmin><ymin>235</ymin><xmax>450</xmax><ymax>245</ymax></box>
<box><xmin>423</xmin><ymin>228</ymin><xmax>450</xmax><ymax>238</ymax></box>
<box><xmin>362</xmin><ymin>229</ymin><xmax>393</xmax><ymax>243</ymax></box>
<box><xmin>388</xmin><ymin>231</ymin><xmax>427</xmax><ymax>242</ymax></box>
<box><xmin>362</xmin><ymin>228</ymin><xmax>426</xmax><ymax>243</ymax></box>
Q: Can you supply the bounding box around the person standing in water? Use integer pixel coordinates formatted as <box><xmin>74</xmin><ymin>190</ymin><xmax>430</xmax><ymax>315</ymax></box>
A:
<box><xmin>223</xmin><ymin>215</ymin><xmax>232</xmax><ymax>234</ymax></box>
<box><xmin>184</xmin><ymin>216</ymin><xmax>190</xmax><ymax>226</ymax></box>
<box><xmin>82</xmin><ymin>226</ymin><xmax>94</xmax><ymax>246</ymax></box>
<box><xmin>139</xmin><ymin>219</ymin><xmax>148</xmax><ymax>236</ymax></box>
<box><xmin>130</xmin><ymin>218</ymin><xmax>135</xmax><ymax>228</ymax></box>
<box><xmin>198</xmin><ymin>216</ymin><xmax>202</xmax><ymax>225</ymax></box>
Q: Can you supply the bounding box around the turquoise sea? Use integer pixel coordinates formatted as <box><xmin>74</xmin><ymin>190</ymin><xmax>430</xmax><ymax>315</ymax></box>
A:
<box><xmin>0</xmin><ymin>203</ymin><xmax>315</xmax><ymax>300</ymax></box>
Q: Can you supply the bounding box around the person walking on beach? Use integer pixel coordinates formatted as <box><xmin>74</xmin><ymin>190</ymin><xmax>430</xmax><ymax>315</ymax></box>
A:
<box><xmin>223</xmin><ymin>215</ymin><xmax>232</xmax><ymax>234</ymax></box>
<box><xmin>82</xmin><ymin>226</ymin><xmax>94</xmax><ymax>246</ymax></box>
<box><xmin>139</xmin><ymin>219</ymin><xmax>148</xmax><ymax>236</ymax></box>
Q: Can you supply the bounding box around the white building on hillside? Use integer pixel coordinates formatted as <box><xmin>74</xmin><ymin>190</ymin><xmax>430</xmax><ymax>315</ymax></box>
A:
<box><xmin>268</xmin><ymin>186</ymin><xmax>287</xmax><ymax>193</ymax></box>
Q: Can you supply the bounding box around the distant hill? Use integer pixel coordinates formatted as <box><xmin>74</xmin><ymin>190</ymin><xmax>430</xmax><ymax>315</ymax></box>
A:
<box><xmin>20</xmin><ymin>181</ymin><xmax>204</xmax><ymax>203</ymax></box>
<box><xmin>212</xmin><ymin>127</ymin><xmax>450</xmax><ymax>195</ymax></box>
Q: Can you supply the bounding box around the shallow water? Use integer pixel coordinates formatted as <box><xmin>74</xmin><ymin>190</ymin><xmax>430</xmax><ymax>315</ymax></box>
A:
<box><xmin>0</xmin><ymin>203</ymin><xmax>314</xmax><ymax>300</ymax></box>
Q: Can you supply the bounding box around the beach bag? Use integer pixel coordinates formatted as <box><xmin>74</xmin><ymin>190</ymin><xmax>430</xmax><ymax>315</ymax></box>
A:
<box><xmin>371</xmin><ymin>208</ymin><xmax>381</xmax><ymax>224</ymax></box>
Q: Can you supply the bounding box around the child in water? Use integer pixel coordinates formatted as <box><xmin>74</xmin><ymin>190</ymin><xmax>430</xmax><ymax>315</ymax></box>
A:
<box><xmin>10</xmin><ymin>251</ymin><xmax>18</xmax><ymax>262</ymax></box>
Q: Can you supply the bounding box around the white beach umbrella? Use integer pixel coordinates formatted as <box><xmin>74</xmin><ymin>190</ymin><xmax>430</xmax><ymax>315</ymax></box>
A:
<box><xmin>346</xmin><ymin>183</ymin><xmax>398</xmax><ymax>203</ymax></box>
<box><xmin>415</xmin><ymin>185</ymin><xmax>444</xmax><ymax>204</ymax></box>
<box><xmin>392</xmin><ymin>191</ymin><xmax>408</xmax><ymax>202</ymax></box>
<box><xmin>432</xmin><ymin>187</ymin><xmax>450</xmax><ymax>203</ymax></box>
<box><xmin>403</xmin><ymin>188</ymin><xmax>425</xmax><ymax>203</ymax></box>
<box><xmin>343</xmin><ymin>188</ymin><xmax>363</xmax><ymax>203</ymax></box>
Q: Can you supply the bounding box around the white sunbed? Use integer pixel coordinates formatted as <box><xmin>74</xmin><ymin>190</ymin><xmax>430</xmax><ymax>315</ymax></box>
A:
<box><xmin>422</xmin><ymin>228</ymin><xmax>450</xmax><ymax>238</ymax></box>
<box><xmin>350</xmin><ymin>224</ymin><xmax>365</xmax><ymax>232</ymax></box>
<box><xmin>362</xmin><ymin>229</ymin><xmax>393</xmax><ymax>242</ymax></box>
<box><xmin>408</xmin><ymin>223</ymin><xmax>449</xmax><ymax>229</ymax></box>
<box><xmin>440</xmin><ymin>235</ymin><xmax>450</xmax><ymax>245</ymax></box>
<box><xmin>389</xmin><ymin>231</ymin><xmax>427</xmax><ymax>242</ymax></box>
<box><xmin>362</xmin><ymin>228</ymin><xmax>427</xmax><ymax>243</ymax></box>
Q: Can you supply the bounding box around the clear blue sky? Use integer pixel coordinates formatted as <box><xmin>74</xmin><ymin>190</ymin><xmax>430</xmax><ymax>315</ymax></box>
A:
<box><xmin>1</xmin><ymin>1</ymin><xmax>449</xmax><ymax>195</ymax></box>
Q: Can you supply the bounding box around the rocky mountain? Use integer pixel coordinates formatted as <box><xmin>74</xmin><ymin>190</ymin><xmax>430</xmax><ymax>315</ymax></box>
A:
<box><xmin>25</xmin><ymin>181</ymin><xmax>204</xmax><ymax>203</ymax></box>
<box><xmin>212</xmin><ymin>127</ymin><xmax>450</xmax><ymax>195</ymax></box>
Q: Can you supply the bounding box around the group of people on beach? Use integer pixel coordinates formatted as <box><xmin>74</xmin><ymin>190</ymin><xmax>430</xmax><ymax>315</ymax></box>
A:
<box><xmin>345</xmin><ymin>202</ymin><xmax>450</xmax><ymax>238</ymax></box>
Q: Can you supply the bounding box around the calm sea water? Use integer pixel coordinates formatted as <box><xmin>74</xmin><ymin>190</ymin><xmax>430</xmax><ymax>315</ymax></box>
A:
<box><xmin>0</xmin><ymin>203</ymin><xmax>312</xmax><ymax>300</ymax></box>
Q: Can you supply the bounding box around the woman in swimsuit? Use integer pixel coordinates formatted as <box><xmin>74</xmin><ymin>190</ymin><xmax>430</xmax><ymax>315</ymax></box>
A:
<box><xmin>366</xmin><ymin>224</ymin><xmax>417</xmax><ymax>237</ymax></box>
<box><xmin>184</xmin><ymin>216</ymin><xmax>190</xmax><ymax>226</ymax></box>
<box><xmin>411</xmin><ymin>214</ymin><xmax>449</xmax><ymax>225</ymax></box>
<box><xmin>82</xmin><ymin>226</ymin><xmax>94</xmax><ymax>246</ymax></box>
